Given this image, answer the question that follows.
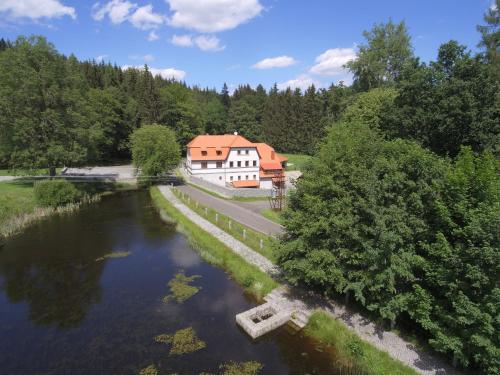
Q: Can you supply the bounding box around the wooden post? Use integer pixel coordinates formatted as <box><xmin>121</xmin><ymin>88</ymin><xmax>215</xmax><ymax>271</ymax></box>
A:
<box><xmin>205</xmin><ymin>207</ymin><xmax>208</xmax><ymax>216</ymax></box>
<box><xmin>229</xmin><ymin>220</ymin><xmax>232</xmax><ymax>230</ymax></box>
<box><xmin>243</xmin><ymin>229</ymin><xmax>246</xmax><ymax>240</ymax></box>
<box><xmin>196</xmin><ymin>201</ymin><xmax>199</xmax><ymax>208</ymax></box>
<box><xmin>215</xmin><ymin>213</ymin><xmax>218</xmax><ymax>223</ymax></box>
<box><xmin>260</xmin><ymin>238</ymin><xmax>263</xmax><ymax>250</ymax></box>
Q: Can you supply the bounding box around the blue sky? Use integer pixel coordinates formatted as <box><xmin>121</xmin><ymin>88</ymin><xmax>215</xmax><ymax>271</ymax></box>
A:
<box><xmin>0</xmin><ymin>0</ymin><xmax>493</xmax><ymax>92</ymax></box>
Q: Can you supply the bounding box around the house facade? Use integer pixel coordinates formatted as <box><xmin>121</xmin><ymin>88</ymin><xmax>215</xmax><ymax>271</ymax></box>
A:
<box><xmin>186</xmin><ymin>133</ymin><xmax>287</xmax><ymax>189</ymax></box>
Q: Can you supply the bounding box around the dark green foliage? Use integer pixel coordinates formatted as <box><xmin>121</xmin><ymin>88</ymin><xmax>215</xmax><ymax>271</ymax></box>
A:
<box><xmin>381</xmin><ymin>41</ymin><xmax>499</xmax><ymax>157</ymax></box>
<box><xmin>34</xmin><ymin>180</ymin><xmax>81</xmax><ymax>207</ymax></box>
<box><xmin>477</xmin><ymin>0</ymin><xmax>500</xmax><ymax>75</ymax></box>
<box><xmin>277</xmin><ymin>122</ymin><xmax>499</xmax><ymax>374</ymax></box>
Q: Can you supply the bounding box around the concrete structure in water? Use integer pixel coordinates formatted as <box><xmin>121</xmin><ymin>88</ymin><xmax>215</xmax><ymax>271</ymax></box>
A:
<box><xmin>236</xmin><ymin>286</ymin><xmax>314</xmax><ymax>339</ymax></box>
<box><xmin>185</xmin><ymin>133</ymin><xmax>287</xmax><ymax>190</ymax></box>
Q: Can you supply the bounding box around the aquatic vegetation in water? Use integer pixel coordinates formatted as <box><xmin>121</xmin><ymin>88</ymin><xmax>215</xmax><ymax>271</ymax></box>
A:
<box><xmin>139</xmin><ymin>364</ymin><xmax>158</xmax><ymax>375</ymax></box>
<box><xmin>219</xmin><ymin>361</ymin><xmax>263</xmax><ymax>375</ymax></box>
<box><xmin>95</xmin><ymin>251</ymin><xmax>131</xmax><ymax>262</ymax></box>
<box><xmin>154</xmin><ymin>327</ymin><xmax>206</xmax><ymax>356</ymax></box>
<box><xmin>163</xmin><ymin>271</ymin><xmax>201</xmax><ymax>303</ymax></box>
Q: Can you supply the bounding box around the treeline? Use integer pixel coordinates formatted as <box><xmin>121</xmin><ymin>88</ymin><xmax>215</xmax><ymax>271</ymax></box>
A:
<box><xmin>0</xmin><ymin>36</ymin><xmax>350</xmax><ymax>173</ymax></box>
<box><xmin>278</xmin><ymin>3</ymin><xmax>499</xmax><ymax>375</ymax></box>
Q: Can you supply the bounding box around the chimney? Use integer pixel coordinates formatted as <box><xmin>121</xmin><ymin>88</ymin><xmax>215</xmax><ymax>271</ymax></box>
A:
<box><xmin>234</xmin><ymin>131</ymin><xmax>238</xmax><ymax>135</ymax></box>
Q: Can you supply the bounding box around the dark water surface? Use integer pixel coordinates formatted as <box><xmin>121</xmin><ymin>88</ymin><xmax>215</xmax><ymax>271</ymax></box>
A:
<box><xmin>0</xmin><ymin>191</ymin><xmax>340</xmax><ymax>374</ymax></box>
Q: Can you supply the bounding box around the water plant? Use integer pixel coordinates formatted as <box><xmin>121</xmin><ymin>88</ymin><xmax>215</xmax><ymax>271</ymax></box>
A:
<box><xmin>154</xmin><ymin>327</ymin><xmax>206</xmax><ymax>356</ymax></box>
<box><xmin>139</xmin><ymin>364</ymin><xmax>158</xmax><ymax>375</ymax></box>
<box><xmin>163</xmin><ymin>271</ymin><xmax>201</xmax><ymax>303</ymax></box>
<box><xmin>219</xmin><ymin>361</ymin><xmax>263</xmax><ymax>375</ymax></box>
<box><xmin>95</xmin><ymin>251</ymin><xmax>131</xmax><ymax>262</ymax></box>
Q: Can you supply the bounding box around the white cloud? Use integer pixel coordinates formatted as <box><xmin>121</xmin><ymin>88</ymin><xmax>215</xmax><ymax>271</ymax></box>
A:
<box><xmin>129</xmin><ymin>5</ymin><xmax>164</xmax><ymax>30</ymax></box>
<box><xmin>166</xmin><ymin>0</ymin><xmax>263</xmax><ymax>32</ymax></box>
<box><xmin>147</xmin><ymin>30</ymin><xmax>159</xmax><ymax>41</ymax></box>
<box><xmin>170</xmin><ymin>33</ymin><xmax>224</xmax><ymax>51</ymax></box>
<box><xmin>252</xmin><ymin>55</ymin><xmax>297</xmax><ymax>69</ymax></box>
<box><xmin>123</xmin><ymin>65</ymin><xmax>186</xmax><ymax>81</ymax></box>
<box><xmin>171</xmin><ymin>34</ymin><xmax>194</xmax><ymax>47</ymax></box>
<box><xmin>96</xmin><ymin>54</ymin><xmax>109</xmax><ymax>62</ymax></box>
<box><xmin>277</xmin><ymin>74</ymin><xmax>321</xmax><ymax>92</ymax></box>
<box><xmin>309</xmin><ymin>47</ymin><xmax>356</xmax><ymax>76</ymax></box>
<box><xmin>0</xmin><ymin>0</ymin><xmax>76</xmax><ymax>20</ymax></box>
<box><xmin>194</xmin><ymin>34</ymin><xmax>224</xmax><ymax>51</ymax></box>
<box><xmin>92</xmin><ymin>1</ymin><xmax>164</xmax><ymax>30</ymax></box>
<box><xmin>91</xmin><ymin>0</ymin><xmax>134</xmax><ymax>24</ymax></box>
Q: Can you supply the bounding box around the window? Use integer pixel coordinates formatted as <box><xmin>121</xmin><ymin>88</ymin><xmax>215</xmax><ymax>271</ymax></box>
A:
<box><xmin>245</xmin><ymin>160</ymin><xmax>249</xmax><ymax>167</ymax></box>
<box><xmin>237</xmin><ymin>161</ymin><xmax>241</xmax><ymax>167</ymax></box>
<box><xmin>253</xmin><ymin>160</ymin><xmax>257</xmax><ymax>166</ymax></box>
<box><xmin>245</xmin><ymin>150</ymin><xmax>249</xmax><ymax>155</ymax></box>
<box><xmin>238</xmin><ymin>175</ymin><xmax>241</xmax><ymax>180</ymax></box>
<box><xmin>230</xmin><ymin>176</ymin><xmax>233</xmax><ymax>181</ymax></box>
<box><xmin>230</xmin><ymin>161</ymin><xmax>234</xmax><ymax>168</ymax></box>
<box><xmin>216</xmin><ymin>150</ymin><xmax>222</xmax><ymax>156</ymax></box>
<box><xmin>201</xmin><ymin>162</ymin><xmax>207</xmax><ymax>169</ymax></box>
<box><xmin>237</xmin><ymin>150</ymin><xmax>241</xmax><ymax>155</ymax></box>
<box><xmin>201</xmin><ymin>150</ymin><xmax>207</xmax><ymax>156</ymax></box>
<box><xmin>245</xmin><ymin>175</ymin><xmax>249</xmax><ymax>180</ymax></box>
<box><xmin>253</xmin><ymin>175</ymin><xmax>256</xmax><ymax>180</ymax></box>
<box><xmin>216</xmin><ymin>161</ymin><xmax>222</xmax><ymax>168</ymax></box>
<box><xmin>219</xmin><ymin>176</ymin><xmax>222</xmax><ymax>180</ymax></box>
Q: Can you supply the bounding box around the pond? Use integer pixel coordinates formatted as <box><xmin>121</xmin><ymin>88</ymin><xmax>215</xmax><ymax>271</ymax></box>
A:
<box><xmin>0</xmin><ymin>191</ymin><xmax>341</xmax><ymax>374</ymax></box>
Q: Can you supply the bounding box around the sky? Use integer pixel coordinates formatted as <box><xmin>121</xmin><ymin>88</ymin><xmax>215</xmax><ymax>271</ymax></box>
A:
<box><xmin>0</xmin><ymin>0</ymin><xmax>494</xmax><ymax>92</ymax></box>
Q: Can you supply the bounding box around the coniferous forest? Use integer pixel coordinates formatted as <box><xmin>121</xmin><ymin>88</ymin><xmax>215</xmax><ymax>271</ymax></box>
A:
<box><xmin>0</xmin><ymin>2</ymin><xmax>498</xmax><ymax>374</ymax></box>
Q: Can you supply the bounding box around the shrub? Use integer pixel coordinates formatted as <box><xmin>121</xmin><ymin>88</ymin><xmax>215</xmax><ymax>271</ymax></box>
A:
<box><xmin>34</xmin><ymin>179</ymin><xmax>81</xmax><ymax>207</ymax></box>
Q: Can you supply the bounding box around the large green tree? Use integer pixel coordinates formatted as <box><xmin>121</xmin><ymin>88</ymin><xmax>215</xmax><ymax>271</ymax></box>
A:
<box><xmin>477</xmin><ymin>0</ymin><xmax>500</xmax><ymax>75</ymax></box>
<box><xmin>0</xmin><ymin>36</ymin><xmax>94</xmax><ymax>175</ymax></box>
<box><xmin>346</xmin><ymin>20</ymin><xmax>413</xmax><ymax>91</ymax></box>
<box><xmin>130</xmin><ymin>124</ymin><xmax>181</xmax><ymax>179</ymax></box>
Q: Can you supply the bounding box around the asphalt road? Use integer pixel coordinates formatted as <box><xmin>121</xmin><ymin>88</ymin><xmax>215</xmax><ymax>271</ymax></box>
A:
<box><xmin>176</xmin><ymin>185</ymin><xmax>284</xmax><ymax>236</ymax></box>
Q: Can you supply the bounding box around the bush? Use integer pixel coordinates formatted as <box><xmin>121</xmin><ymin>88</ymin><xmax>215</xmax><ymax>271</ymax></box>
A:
<box><xmin>34</xmin><ymin>179</ymin><xmax>81</xmax><ymax>207</ymax></box>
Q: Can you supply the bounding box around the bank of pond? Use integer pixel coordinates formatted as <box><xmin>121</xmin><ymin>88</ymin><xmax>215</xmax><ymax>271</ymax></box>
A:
<box><xmin>0</xmin><ymin>188</ymin><xmax>418</xmax><ymax>374</ymax></box>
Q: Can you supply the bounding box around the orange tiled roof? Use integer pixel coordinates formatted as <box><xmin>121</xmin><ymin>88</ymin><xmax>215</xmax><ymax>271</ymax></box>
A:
<box><xmin>232</xmin><ymin>180</ymin><xmax>259</xmax><ymax>188</ymax></box>
<box><xmin>188</xmin><ymin>134</ymin><xmax>256</xmax><ymax>161</ymax></box>
<box><xmin>254</xmin><ymin>143</ymin><xmax>287</xmax><ymax>171</ymax></box>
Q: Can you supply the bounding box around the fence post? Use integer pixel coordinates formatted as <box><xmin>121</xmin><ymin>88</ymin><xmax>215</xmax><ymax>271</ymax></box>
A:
<box><xmin>196</xmin><ymin>201</ymin><xmax>199</xmax><ymax>209</ymax></box>
<box><xmin>205</xmin><ymin>207</ymin><xmax>208</xmax><ymax>216</ymax></box>
<box><xmin>229</xmin><ymin>220</ymin><xmax>232</xmax><ymax>230</ymax></box>
<box><xmin>260</xmin><ymin>238</ymin><xmax>263</xmax><ymax>250</ymax></box>
<box><xmin>215</xmin><ymin>213</ymin><xmax>218</xmax><ymax>223</ymax></box>
<box><xmin>243</xmin><ymin>229</ymin><xmax>246</xmax><ymax>240</ymax></box>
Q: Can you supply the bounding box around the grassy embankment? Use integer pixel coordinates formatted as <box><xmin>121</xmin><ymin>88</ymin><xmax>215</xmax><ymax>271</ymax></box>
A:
<box><xmin>153</xmin><ymin>186</ymin><xmax>418</xmax><ymax>375</ymax></box>
<box><xmin>260</xmin><ymin>208</ymin><xmax>283</xmax><ymax>224</ymax></box>
<box><xmin>172</xmin><ymin>187</ymin><xmax>276</xmax><ymax>261</ymax></box>
<box><xmin>150</xmin><ymin>186</ymin><xmax>277</xmax><ymax>298</ymax></box>
<box><xmin>0</xmin><ymin>179</ymin><xmax>135</xmax><ymax>239</ymax></box>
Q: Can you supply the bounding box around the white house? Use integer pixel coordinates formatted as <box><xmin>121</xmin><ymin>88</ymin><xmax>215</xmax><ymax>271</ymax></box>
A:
<box><xmin>186</xmin><ymin>133</ymin><xmax>287</xmax><ymax>189</ymax></box>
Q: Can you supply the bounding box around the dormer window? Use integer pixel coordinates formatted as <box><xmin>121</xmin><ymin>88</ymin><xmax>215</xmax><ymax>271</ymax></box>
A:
<box><xmin>216</xmin><ymin>150</ymin><xmax>222</xmax><ymax>156</ymax></box>
<box><xmin>201</xmin><ymin>150</ymin><xmax>207</xmax><ymax>156</ymax></box>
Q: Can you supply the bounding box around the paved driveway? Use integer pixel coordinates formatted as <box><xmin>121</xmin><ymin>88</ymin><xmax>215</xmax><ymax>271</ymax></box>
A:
<box><xmin>176</xmin><ymin>185</ymin><xmax>284</xmax><ymax>236</ymax></box>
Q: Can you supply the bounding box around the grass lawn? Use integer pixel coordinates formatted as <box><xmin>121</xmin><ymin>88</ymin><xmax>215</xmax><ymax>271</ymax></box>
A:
<box><xmin>150</xmin><ymin>187</ymin><xmax>278</xmax><ymax>298</ymax></box>
<box><xmin>0</xmin><ymin>181</ymin><xmax>36</xmax><ymax>229</ymax></box>
<box><xmin>305</xmin><ymin>312</ymin><xmax>419</xmax><ymax>375</ymax></box>
<box><xmin>260</xmin><ymin>208</ymin><xmax>283</xmax><ymax>225</ymax></box>
<box><xmin>282</xmin><ymin>153</ymin><xmax>313</xmax><ymax>171</ymax></box>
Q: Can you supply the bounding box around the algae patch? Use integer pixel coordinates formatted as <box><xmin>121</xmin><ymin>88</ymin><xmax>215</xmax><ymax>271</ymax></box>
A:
<box><xmin>163</xmin><ymin>271</ymin><xmax>201</xmax><ymax>303</ymax></box>
<box><xmin>219</xmin><ymin>361</ymin><xmax>263</xmax><ymax>375</ymax></box>
<box><xmin>95</xmin><ymin>251</ymin><xmax>131</xmax><ymax>262</ymax></box>
<box><xmin>154</xmin><ymin>327</ymin><xmax>206</xmax><ymax>356</ymax></box>
<box><xmin>139</xmin><ymin>364</ymin><xmax>158</xmax><ymax>375</ymax></box>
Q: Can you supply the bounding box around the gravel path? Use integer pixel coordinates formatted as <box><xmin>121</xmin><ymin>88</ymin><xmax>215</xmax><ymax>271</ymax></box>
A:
<box><xmin>158</xmin><ymin>185</ymin><xmax>461</xmax><ymax>375</ymax></box>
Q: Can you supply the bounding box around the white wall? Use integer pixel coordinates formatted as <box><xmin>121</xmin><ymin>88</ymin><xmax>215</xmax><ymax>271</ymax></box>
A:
<box><xmin>187</xmin><ymin>147</ymin><xmax>260</xmax><ymax>187</ymax></box>
<box><xmin>260</xmin><ymin>178</ymin><xmax>273</xmax><ymax>189</ymax></box>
